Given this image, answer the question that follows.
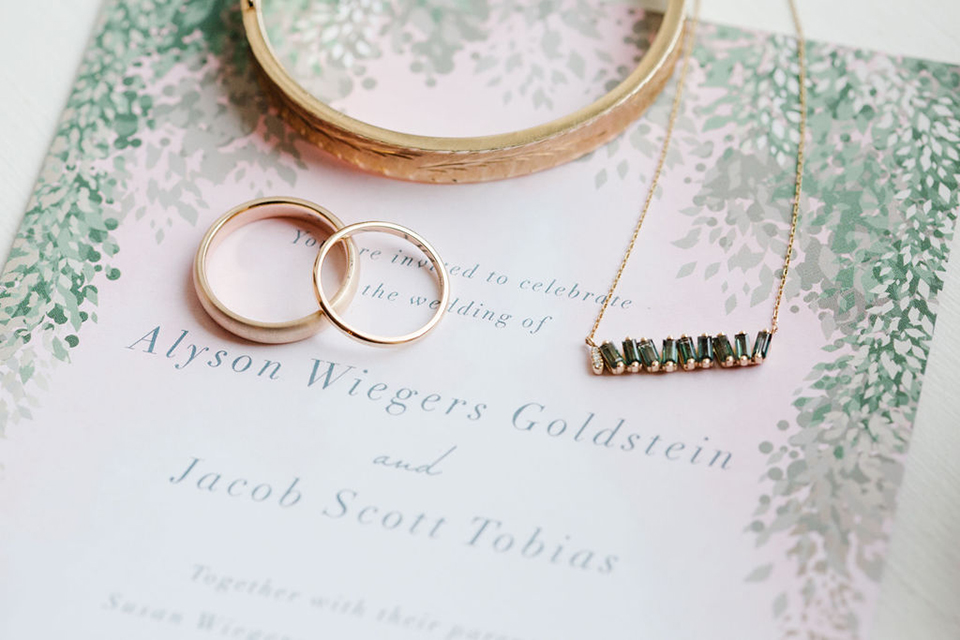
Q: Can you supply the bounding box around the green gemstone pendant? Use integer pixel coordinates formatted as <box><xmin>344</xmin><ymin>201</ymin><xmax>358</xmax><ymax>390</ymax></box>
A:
<box><xmin>734</xmin><ymin>331</ymin><xmax>751</xmax><ymax>367</ymax></box>
<box><xmin>697</xmin><ymin>334</ymin><xmax>714</xmax><ymax>369</ymax></box>
<box><xmin>622</xmin><ymin>338</ymin><xmax>642</xmax><ymax>373</ymax></box>
<box><xmin>713</xmin><ymin>333</ymin><xmax>736</xmax><ymax>368</ymax></box>
<box><xmin>587</xmin><ymin>330</ymin><xmax>770</xmax><ymax>374</ymax></box>
<box><xmin>677</xmin><ymin>335</ymin><xmax>697</xmax><ymax>371</ymax></box>
<box><xmin>638</xmin><ymin>338</ymin><xmax>661</xmax><ymax>373</ymax></box>
<box><xmin>753</xmin><ymin>330</ymin><xmax>772</xmax><ymax>363</ymax></box>
<box><xmin>661</xmin><ymin>337</ymin><xmax>679</xmax><ymax>373</ymax></box>
<box><xmin>599</xmin><ymin>341</ymin><xmax>626</xmax><ymax>374</ymax></box>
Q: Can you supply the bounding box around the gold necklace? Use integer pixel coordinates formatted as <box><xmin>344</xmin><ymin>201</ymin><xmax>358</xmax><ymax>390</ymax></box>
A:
<box><xmin>586</xmin><ymin>0</ymin><xmax>807</xmax><ymax>375</ymax></box>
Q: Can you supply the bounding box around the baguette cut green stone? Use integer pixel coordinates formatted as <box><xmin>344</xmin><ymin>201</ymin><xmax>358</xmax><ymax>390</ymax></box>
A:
<box><xmin>753</xmin><ymin>330</ymin><xmax>772</xmax><ymax>362</ymax></box>
<box><xmin>713</xmin><ymin>333</ymin><xmax>735</xmax><ymax>367</ymax></box>
<box><xmin>638</xmin><ymin>338</ymin><xmax>660</xmax><ymax>372</ymax></box>
<box><xmin>661</xmin><ymin>337</ymin><xmax>679</xmax><ymax>371</ymax></box>
<box><xmin>622</xmin><ymin>338</ymin><xmax>642</xmax><ymax>372</ymax></box>
<box><xmin>677</xmin><ymin>335</ymin><xmax>697</xmax><ymax>370</ymax></box>
<box><xmin>734</xmin><ymin>332</ymin><xmax>751</xmax><ymax>365</ymax></box>
<box><xmin>697</xmin><ymin>334</ymin><xmax>714</xmax><ymax>367</ymax></box>
<box><xmin>599</xmin><ymin>341</ymin><xmax>625</xmax><ymax>374</ymax></box>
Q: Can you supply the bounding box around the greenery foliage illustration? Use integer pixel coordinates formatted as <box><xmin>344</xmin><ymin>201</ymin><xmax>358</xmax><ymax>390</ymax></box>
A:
<box><xmin>0</xmin><ymin>2</ymin><xmax>957</xmax><ymax>638</ymax></box>
<box><xmin>639</xmin><ymin>25</ymin><xmax>959</xmax><ymax>637</ymax></box>
<box><xmin>0</xmin><ymin>0</ymin><xmax>304</xmax><ymax>427</ymax></box>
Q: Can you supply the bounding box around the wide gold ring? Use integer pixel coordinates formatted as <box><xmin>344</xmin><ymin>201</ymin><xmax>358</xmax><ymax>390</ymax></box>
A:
<box><xmin>313</xmin><ymin>222</ymin><xmax>450</xmax><ymax>345</ymax></box>
<box><xmin>241</xmin><ymin>0</ymin><xmax>688</xmax><ymax>183</ymax></box>
<box><xmin>194</xmin><ymin>197</ymin><xmax>359</xmax><ymax>343</ymax></box>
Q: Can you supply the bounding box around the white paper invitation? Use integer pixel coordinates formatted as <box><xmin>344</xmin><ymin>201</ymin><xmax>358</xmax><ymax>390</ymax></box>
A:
<box><xmin>1</xmin><ymin>2</ymin><xmax>958</xmax><ymax>639</ymax></box>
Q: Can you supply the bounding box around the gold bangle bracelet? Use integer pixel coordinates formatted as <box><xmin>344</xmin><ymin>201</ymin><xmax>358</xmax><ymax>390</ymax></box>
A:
<box><xmin>241</xmin><ymin>0</ymin><xmax>687</xmax><ymax>184</ymax></box>
<box><xmin>194</xmin><ymin>197</ymin><xmax>360</xmax><ymax>344</ymax></box>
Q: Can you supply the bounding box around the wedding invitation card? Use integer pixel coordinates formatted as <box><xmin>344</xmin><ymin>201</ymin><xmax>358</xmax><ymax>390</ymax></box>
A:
<box><xmin>1</xmin><ymin>1</ymin><xmax>958</xmax><ymax>639</ymax></box>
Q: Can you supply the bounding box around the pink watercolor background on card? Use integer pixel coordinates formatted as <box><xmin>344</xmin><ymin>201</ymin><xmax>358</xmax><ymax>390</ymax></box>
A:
<box><xmin>1</xmin><ymin>2</ymin><xmax>958</xmax><ymax>639</ymax></box>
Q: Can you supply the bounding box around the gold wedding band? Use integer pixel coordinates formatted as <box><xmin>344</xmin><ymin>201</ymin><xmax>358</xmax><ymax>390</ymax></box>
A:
<box><xmin>313</xmin><ymin>222</ymin><xmax>450</xmax><ymax>345</ymax></box>
<box><xmin>241</xmin><ymin>0</ymin><xmax>687</xmax><ymax>183</ymax></box>
<box><xmin>194</xmin><ymin>197</ymin><xmax>359</xmax><ymax>343</ymax></box>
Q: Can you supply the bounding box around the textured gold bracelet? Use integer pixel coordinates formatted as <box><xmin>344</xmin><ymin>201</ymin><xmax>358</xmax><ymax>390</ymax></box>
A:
<box><xmin>241</xmin><ymin>0</ymin><xmax>688</xmax><ymax>184</ymax></box>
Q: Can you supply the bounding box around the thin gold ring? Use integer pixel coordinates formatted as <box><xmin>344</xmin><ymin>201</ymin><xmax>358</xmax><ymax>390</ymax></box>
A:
<box><xmin>313</xmin><ymin>221</ymin><xmax>450</xmax><ymax>345</ymax></box>
<box><xmin>194</xmin><ymin>197</ymin><xmax>359</xmax><ymax>344</ymax></box>
<box><xmin>241</xmin><ymin>0</ymin><xmax>687</xmax><ymax>183</ymax></box>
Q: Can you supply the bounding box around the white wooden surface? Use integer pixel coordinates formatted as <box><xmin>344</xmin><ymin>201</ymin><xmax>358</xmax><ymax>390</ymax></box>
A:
<box><xmin>1</xmin><ymin>1</ymin><xmax>958</xmax><ymax>637</ymax></box>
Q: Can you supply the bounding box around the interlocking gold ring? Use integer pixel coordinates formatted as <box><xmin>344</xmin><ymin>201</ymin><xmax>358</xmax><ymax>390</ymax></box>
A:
<box><xmin>241</xmin><ymin>0</ymin><xmax>688</xmax><ymax>183</ymax></box>
<box><xmin>313</xmin><ymin>221</ymin><xmax>450</xmax><ymax>345</ymax></box>
<box><xmin>194</xmin><ymin>197</ymin><xmax>359</xmax><ymax>343</ymax></box>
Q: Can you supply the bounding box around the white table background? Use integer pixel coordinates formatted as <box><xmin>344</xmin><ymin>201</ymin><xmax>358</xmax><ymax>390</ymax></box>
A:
<box><xmin>2</xmin><ymin>1</ymin><xmax>958</xmax><ymax>637</ymax></box>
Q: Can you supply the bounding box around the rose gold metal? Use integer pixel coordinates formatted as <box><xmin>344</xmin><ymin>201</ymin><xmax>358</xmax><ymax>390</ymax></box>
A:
<box><xmin>194</xmin><ymin>197</ymin><xmax>359</xmax><ymax>343</ymax></box>
<box><xmin>313</xmin><ymin>221</ymin><xmax>450</xmax><ymax>345</ymax></box>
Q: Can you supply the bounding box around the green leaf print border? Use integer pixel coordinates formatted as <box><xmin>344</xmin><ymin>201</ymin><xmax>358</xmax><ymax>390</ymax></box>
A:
<box><xmin>1</xmin><ymin>2</ymin><xmax>959</xmax><ymax>639</ymax></box>
<box><xmin>0</xmin><ymin>0</ymin><xmax>310</xmax><ymax>430</ymax></box>
<box><xmin>591</xmin><ymin>23</ymin><xmax>959</xmax><ymax>638</ymax></box>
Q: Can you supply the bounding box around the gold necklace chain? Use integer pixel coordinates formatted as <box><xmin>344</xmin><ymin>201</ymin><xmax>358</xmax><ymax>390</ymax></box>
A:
<box><xmin>586</xmin><ymin>0</ymin><xmax>807</xmax><ymax>349</ymax></box>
